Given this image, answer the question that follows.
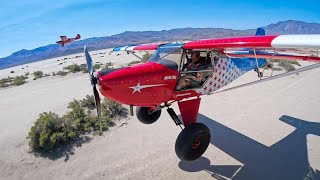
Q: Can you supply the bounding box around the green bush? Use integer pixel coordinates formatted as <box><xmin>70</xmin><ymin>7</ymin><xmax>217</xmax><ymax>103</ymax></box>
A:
<box><xmin>12</xmin><ymin>76</ymin><xmax>28</xmax><ymax>86</ymax></box>
<box><xmin>94</xmin><ymin>64</ymin><xmax>101</xmax><ymax>70</ymax></box>
<box><xmin>1</xmin><ymin>76</ymin><xmax>27</xmax><ymax>87</ymax></box>
<box><xmin>28</xmin><ymin>96</ymin><xmax>126</xmax><ymax>152</ymax></box>
<box><xmin>28</xmin><ymin>112</ymin><xmax>74</xmax><ymax>151</ymax></box>
<box><xmin>63</xmin><ymin>64</ymin><xmax>81</xmax><ymax>73</ymax></box>
<box><xmin>262</xmin><ymin>62</ymin><xmax>282</xmax><ymax>71</ymax></box>
<box><xmin>142</xmin><ymin>52</ymin><xmax>152</xmax><ymax>63</ymax></box>
<box><xmin>102</xmin><ymin>62</ymin><xmax>114</xmax><ymax>70</ymax></box>
<box><xmin>0</xmin><ymin>77</ymin><xmax>14</xmax><ymax>88</ymax></box>
<box><xmin>56</xmin><ymin>71</ymin><xmax>69</xmax><ymax>76</ymax></box>
<box><xmin>106</xmin><ymin>62</ymin><xmax>113</xmax><ymax>67</ymax></box>
<box><xmin>79</xmin><ymin>64</ymin><xmax>88</xmax><ymax>73</ymax></box>
<box><xmin>80</xmin><ymin>95</ymin><xmax>96</xmax><ymax>110</ymax></box>
<box><xmin>288</xmin><ymin>60</ymin><xmax>301</xmax><ymax>66</ymax></box>
<box><xmin>128</xmin><ymin>60</ymin><xmax>141</xmax><ymax>66</ymax></box>
<box><xmin>273</xmin><ymin>67</ymin><xmax>283</xmax><ymax>71</ymax></box>
<box><xmin>278</xmin><ymin>61</ymin><xmax>296</xmax><ymax>72</ymax></box>
<box><xmin>33</xmin><ymin>71</ymin><xmax>44</xmax><ymax>79</ymax></box>
<box><xmin>102</xmin><ymin>98</ymin><xmax>126</xmax><ymax>118</ymax></box>
<box><xmin>0</xmin><ymin>83</ymin><xmax>10</xmax><ymax>88</ymax></box>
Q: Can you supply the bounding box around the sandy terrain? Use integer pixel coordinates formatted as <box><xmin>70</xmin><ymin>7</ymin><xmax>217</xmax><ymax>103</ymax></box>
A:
<box><xmin>0</xmin><ymin>50</ymin><xmax>319</xmax><ymax>180</ymax></box>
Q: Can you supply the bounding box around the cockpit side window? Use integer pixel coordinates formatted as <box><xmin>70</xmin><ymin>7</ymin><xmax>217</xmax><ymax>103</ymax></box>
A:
<box><xmin>175</xmin><ymin>50</ymin><xmax>218</xmax><ymax>91</ymax></box>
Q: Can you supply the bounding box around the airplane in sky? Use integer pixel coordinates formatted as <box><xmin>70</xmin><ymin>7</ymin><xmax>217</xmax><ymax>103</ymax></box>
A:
<box><xmin>56</xmin><ymin>34</ymin><xmax>81</xmax><ymax>47</ymax></box>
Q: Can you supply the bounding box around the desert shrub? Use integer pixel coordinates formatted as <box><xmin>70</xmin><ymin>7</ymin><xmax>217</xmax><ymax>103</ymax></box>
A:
<box><xmin>0</xmin><ymin>76</ymin><xmax>14</xmax><ymax>84</ymax></box>
<box><xmin>102</xmin><ymin>62</ymin><xmax>114</xmax><ymax>70</ymax></box>
<box><xmin>25</xmin><ymin>72</ymin><xmax>30</xmax><ymax>76</ymax></box>
<box><xmin>94</xmin><ymin>64</ymin><xmax>101</xmax><ymax>70</ymax></box>
<box><xmin>271</xmin><ymin>59</ymin><xmax>281</xmax><ymax>63</ymax></box>
<box><xmin>65</xmin><ymin>99</ymin><xmax>111</xmax><ymax>132</ymax></box>
<box><xmin>80</xmin><ymin>95</ymin><xmax>96</xmax><ymax>110</ymax></box>
<box><xmin>33</xmin><ymin>71</ymin><xmax>44</xmax><ymax>79</ymax></box>
<box><xmin>0</xmin><ymin>83</ymin><xmax>10</xmax><ymax>88</ymax></box>
<box><xmin>63</xmin><ymin>64</ymin><xmax>81</xmax><ymax>73</ymax></box>
<box><xmin>142</xmin><ymin>52</ymin><xmax>153</xmax><ymax>63</ymax></box>
<box><xmin>102</xmin><ymin>98</ymin><xmax>126</xmax><ymax>118</ymax></box>
<box><xmin>56</xmin><ymin>71</ymin><xmax>69</xmax><ymax>76</ymax></box>
<box><xmin>278</xmin><ymin>61</ymin><xmax>296</xmax><ymax>72</ymax></box>
<box><xmin>12</xmin><ymin>76</ymin><xmax>28</xmax><ymax>86</ymax></box>
<box><xmin>103</xmin><ymin>66</ymin><xmax>114</xmax><ymax>70</ymax></box>
<box><xmin>106</xmin><ymin>62</ymin><xmax>113</xmax><ymax>67</ymax></box>
<box><xmin>288</xmin><ymin>60</ymin><xmax>301</xmax><ymax>66</ymax></box>
<box><xmin>28</xmin><ymin>95</ymin><xmax>126</xmax><ymax>152</ymax></box>
<box><xmin>0</xmin><ymin>77</ymin><xmax>14</xmax><ymax>88</ymax></box>
<box><xmin>28</xmin><ymin>112</ymin><xmax>76</xmax><ymax>151</ymax></box>
<box><xmin>128</xmin><ymin>60</ymin><xmax>141</xmax><ymax>66</ymax></box>
<box><xmin>262</xmin><ymin>62</ymin><xmax>282</xmax><ymax>71</ymax></box>
<box><xmin>1</xmin><ymin>76</ymin><xmax>27</xmax><ymax>87</ymax></box>
<box><xmin>79</xmin><ymin>64</ymin><xmax>88</xmax><ymax>73</ymax></box>
<box><xmin>10</xmin><ymin>71</ymin><xmax>15</xmax><ymax>73</ymax></box>
<box><xmin>273</xmin><ymin>67</ymin><xmax>283</xmax><ymax>71</ymax></box>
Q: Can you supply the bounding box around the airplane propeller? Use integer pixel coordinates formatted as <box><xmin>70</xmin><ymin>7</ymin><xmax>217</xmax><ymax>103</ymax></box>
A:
<box><xmin>84</xmin><ymin>46</ymin><xmax>102</xmax><ymax>135</ymax></box>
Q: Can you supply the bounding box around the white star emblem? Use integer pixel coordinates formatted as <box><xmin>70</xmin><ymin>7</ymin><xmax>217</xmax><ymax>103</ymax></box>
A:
<box><xmin>129</xmin><ymin>83</ymin><xmax>166</xmax><ymax>94</ymax></box>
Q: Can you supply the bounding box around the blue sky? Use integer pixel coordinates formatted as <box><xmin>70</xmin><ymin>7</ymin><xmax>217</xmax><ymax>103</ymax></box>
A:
<box><xmin>0</xmin><ymin>0</ymin><xmax>319</xmax><ymax>58</ymax></box>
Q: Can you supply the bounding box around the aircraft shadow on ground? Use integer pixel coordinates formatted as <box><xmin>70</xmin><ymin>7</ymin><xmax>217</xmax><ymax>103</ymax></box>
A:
<box><xmin>178</xmin><ymin>114</ymin><xmax>320</xmax><ymax>180</ymax></box>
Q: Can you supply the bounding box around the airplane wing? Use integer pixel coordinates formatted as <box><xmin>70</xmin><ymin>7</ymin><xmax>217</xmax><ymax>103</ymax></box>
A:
<box><xmin>112</xmin><ymin>43</ymin><xmax>163</xmax><ymax>52</ymax></box>
<box><xmin>182</xmin><ymin>35</ymin><xmax>320</xmax><ymax>94</ymax></box>
<box><xmin>183</xmin><ymin>35</ymin><xmax>320</xmax><ymax>62</ymax></box>
<box><xmin>111</xmin><ymin>35</ymin><xmax>320</xmax><ymax>62</ymax></box>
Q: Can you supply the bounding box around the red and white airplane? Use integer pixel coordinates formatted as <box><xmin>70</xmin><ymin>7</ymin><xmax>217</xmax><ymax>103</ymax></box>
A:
<box><xmin>56</xmin><ymin>34</ymin><xmax>81</xmax><ymax>47</ymax></box>
<box><xmin>84</xmin><ymin>28</ymin><xmax>320</xmax><ymax>161</ymax></box>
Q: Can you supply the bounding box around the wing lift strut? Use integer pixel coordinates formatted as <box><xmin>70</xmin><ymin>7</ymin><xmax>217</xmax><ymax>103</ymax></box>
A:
<box><xmin>126</xmin><ymin>51</ymin><xmax>143</xmax><ymax>61</ymax></box>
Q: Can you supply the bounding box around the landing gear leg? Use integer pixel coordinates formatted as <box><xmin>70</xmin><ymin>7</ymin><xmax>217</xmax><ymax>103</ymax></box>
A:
<box><xmin>167</xmin><ymin>108</ymin><xmax>183</xmax><ymax>129</ymax></box>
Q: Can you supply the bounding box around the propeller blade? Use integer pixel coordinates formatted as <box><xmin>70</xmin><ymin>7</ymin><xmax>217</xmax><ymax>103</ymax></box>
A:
<box><xmin>84</xmin><ymin>46</ymin><xmax>94</xmax><ymax>76</ymax></box>
<box><xmin>93</xmin><ymin>84</ymin><xmax>102</xmax><ymax>135</ymax></box>
<box><xmin>214</xmin><ymin>62</ymin><xmax>320</xmax><ymax>94</ymax></box>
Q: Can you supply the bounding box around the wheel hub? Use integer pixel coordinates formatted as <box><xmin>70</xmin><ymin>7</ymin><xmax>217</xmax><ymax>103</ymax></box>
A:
<box><xmin>191</xmin><ymin>139</ymin><xmax>201</xmax><ymax>149</ymax></box>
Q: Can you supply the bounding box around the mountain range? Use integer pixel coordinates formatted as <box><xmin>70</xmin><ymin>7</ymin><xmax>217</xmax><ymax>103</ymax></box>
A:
<box><xmin>1</xmin><ymin>20</ymin><xmax>320</xmax><ymax>70</ymax></box>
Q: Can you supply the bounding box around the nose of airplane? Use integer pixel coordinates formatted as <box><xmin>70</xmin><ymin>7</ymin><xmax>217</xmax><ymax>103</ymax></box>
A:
<box><xmin>97</xmin><ymin>62</ymin><xmax>178</xmax><ymax>106</ymax></box>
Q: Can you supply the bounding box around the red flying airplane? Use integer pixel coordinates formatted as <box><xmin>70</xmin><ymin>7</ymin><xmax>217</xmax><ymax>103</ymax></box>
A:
<box><xmin>56</xmin><ymin>34</ymin><xmax>81</xmax><ymax>47</ymax></box>
<box><xmin>84</xmin><ymin>28</ymin><xmax>320</xmax><ymax>161</ymax></box>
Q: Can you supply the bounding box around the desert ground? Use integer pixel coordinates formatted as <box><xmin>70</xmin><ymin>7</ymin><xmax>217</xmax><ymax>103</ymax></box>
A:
<box><xmin>0</xmin><ymin>49</ymin><xmax>319</xmax><ymax>180</ymax></box>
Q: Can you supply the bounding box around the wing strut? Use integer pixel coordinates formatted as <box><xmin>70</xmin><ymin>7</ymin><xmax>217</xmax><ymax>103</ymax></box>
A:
<box><xmin>262</xmin><ymin>48</ymin><xmax>276</xmax><ymax>77</ymax></box>
<box><xmin>253</xmin><ymin>49</ymin><xmax>262</xmax><ymax>80</ymax></box>
<box><xmin>127</xmin><ymin>51</ymin><xmax>143</xmax><ymax>61</ymax></box>
<box><xmin>214</xmin><ymin>63</ymin><xmax>320</xmax><ymax>94</ymax></box>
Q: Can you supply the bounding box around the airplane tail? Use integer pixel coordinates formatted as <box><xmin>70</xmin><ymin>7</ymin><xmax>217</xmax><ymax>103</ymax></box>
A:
<box><xmin>255</xmin><ymin>28</ymin><xmax>265</xmax><ymax>36</ymax></box>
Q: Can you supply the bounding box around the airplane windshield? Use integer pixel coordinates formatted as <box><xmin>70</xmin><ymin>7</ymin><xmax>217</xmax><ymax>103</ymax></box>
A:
<box><xmin>148</xmin><ymin>44</ymin><xmax>183</xmax><ymax>66</ymax></box>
